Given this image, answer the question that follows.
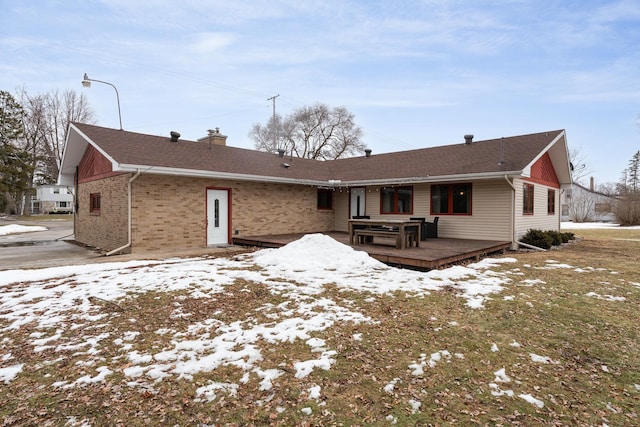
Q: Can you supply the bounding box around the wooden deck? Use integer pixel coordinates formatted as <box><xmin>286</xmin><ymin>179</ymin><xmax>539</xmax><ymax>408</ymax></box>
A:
<box><xmin>233</xmin><ymin>232</ymin><xmax>511</xmax><ymax>270</ymax></box>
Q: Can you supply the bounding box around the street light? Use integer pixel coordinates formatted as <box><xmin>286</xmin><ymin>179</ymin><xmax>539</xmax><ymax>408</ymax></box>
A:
<box><xmin>81</xmin><ymin>73</ymin><xmax>123</xmax><ymax>130</ymax></box>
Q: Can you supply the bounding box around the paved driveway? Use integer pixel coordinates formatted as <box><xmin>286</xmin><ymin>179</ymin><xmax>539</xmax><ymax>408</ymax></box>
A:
<box><xmin>0</xmin><ymin>217</ymin><xmax>101</xmax><ymax>271</ymax></box>
<box><xmin>0</xmin><ymin>217</ymin><xmax>250</xmax><ymax>272</ymax></box>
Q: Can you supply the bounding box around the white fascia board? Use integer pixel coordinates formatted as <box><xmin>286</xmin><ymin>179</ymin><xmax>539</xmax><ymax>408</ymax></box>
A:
<box><xmin>521</xmin><ymin>130</ymin><xmax>572</xmax><ymax>185</ymax></box>
<box><xmin>115</xmin><ymin>164</ymin><xmax>322</xmax><ymax>186</ymax></box>
<box><xmin>58</xmin><ymin>123</ymin><xmax>121</xmax><ymax>186</ymax></box>
<box><xmin>72</xmin><ymin>124</ymin><xmax>120</xmax><ymax>165</ymax></box>
<box><xmin>116</xmin><ymin>163</ymin><xmax>524</xmax><ymax>188</ymax></box>
<box><xmin>338</xmin><ymin>170</ymin><xmax>524</xmax><ymax>187</ymax></box>
<box><xmin>523</xmin><ymin>130</ymin><xmax>568</xmax><ymax>178</ymax></box>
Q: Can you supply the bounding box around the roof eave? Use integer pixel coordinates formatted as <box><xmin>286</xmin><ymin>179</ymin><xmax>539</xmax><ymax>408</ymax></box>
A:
<box><xmin>322</xmin><ymin>170</ymin><xmax>525</xmax><ymax>187</ymax></box>
<box><xmin>116</xmin><ymin>164</ymin><xmax>325</xmax><ymax>186</ymax></box>
<box><xmin>58</xmin><ymin>123</ymin><xmax>121</xmax><ymax>186</ymax></box>
<box><xmin>524</xmin><ymin>130</ymin><xmax>572</xmax><ymax>185</ymax></box>
<box><xmin>117</xmin><ymin>164</ymin><xmax>525</xmax><ymax>187</ymax></box>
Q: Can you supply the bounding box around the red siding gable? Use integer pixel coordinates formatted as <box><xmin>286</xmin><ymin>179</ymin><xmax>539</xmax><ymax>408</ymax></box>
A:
<box><xmin>78</xmin><ymin>145</ymin><xmax>123</xmax><ymax>183</ymax></box>
<box><xmin>526</xmin><ymin>152</ymin><xmax>560</xmax><ymax>188</ymax></box>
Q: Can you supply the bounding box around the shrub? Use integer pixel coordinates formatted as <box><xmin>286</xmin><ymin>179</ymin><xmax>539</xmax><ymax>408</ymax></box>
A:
<box><xmin>613</xmin><ymin>197</ymin><xmax>640</xmax><ymax>226</ymax></box>
<box><xmin>546</xmin><ymin>230</ymin><xmax>563</xmax><ymax>246</ymax></box>
<box><xmin>561</xmin><ymin>232</ymin><xmax>574</xmax><ymax>243</ymax></box>
<box><xmin>520</xmin><ymin>229</ymin><xmax>553</xmax><ymax>249</ymax></box>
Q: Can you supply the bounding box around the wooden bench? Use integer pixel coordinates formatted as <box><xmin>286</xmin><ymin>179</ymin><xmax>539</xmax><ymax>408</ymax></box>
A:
<box><xmin>353</xmin><ymin>228</ymin><xmax>419</xmax><ymax>249</ymax></box>
<box><xmin>353</xmin><ymin>229</ymin><xmax>400</xmax><ymax>248</ymax></box>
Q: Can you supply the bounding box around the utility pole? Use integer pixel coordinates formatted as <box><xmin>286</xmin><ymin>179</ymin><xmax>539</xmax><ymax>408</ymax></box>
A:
<box><xmin>267</xmin><ymin>94</ymin><xmax>279</xmax><ymax>150</ymax></box>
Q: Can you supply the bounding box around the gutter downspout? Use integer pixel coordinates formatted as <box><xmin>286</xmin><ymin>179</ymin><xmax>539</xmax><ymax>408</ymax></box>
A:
<box><xmin>504</xmin><ymin>175</ymin><xmax>548</xmax><ymax>252</ymax></box>
<box><xmin>105</xmin><ymin>169</ymin><xmax>141</xmax><ymax>256</ymax></box>
<box><xmin>504</xmin><ymin>175</ymin><xmax>517</xmax><ymax>249</ymax></box>
<box><xmin>516</xmin><ymin>240</ymin><xmax>547</xmax><ymax>252</ymax></box>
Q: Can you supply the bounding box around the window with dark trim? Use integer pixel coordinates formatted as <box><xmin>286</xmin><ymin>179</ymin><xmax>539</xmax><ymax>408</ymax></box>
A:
<box><xmin>90</xmin><ymin>193</ymin><xmax>101</xmax><ymax>214</ymax></box>
<box><xmin>317</xmin><ymin>189</ymin><xmax>333</xmax><ymax>210</ymax></box>
<box><xmin>381</xmin><ymin>186</ymin><xmax>413</xmax><ymax>214</ymax></box>
<box><xmin>430</xmin><ymin>183</ymin><xmax>472</xmax><ymax>215</ymax></box>
<box><xmin>547</xmin><ymin>189</ymin><xmax>555</xmax><ymax>215</ymax></box>
<box><xmin>523</xmin><ymin>183</ymin><xmax>534</xmax><ymax>215</ymax></box>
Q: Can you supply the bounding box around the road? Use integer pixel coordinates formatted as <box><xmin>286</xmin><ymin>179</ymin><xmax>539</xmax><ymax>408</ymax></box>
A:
<box><xmin>0</xmin><ymin>217</ymin><xmax>100</xmax><ymax>271</ymax></box>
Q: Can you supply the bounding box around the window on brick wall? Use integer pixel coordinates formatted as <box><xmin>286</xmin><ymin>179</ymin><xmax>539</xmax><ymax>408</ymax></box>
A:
<box><xmin>317</xmin><ymin>189</ymin><xmax>333</xmax><ymax>210</ymax></box>
<box><xmin>90</xmin><ymin>193</ymin><xmax>101</xmax><ymax>215</ymax></box>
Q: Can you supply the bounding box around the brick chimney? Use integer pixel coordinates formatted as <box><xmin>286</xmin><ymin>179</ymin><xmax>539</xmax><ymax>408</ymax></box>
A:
<box><xmin>197</xmin><ymin>127</ymin><xmax>227</xmax><ymax>146</ymax></box>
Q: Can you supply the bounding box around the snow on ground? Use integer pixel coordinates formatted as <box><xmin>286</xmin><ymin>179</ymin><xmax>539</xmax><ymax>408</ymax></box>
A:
<box><xmin>0</xmin><ymin>233</ymin><xmax>518</xmax><ymax>398</ymax></box>
<box><xmin>0</xmin><ymin>224</ymin><xmax>47</xmax><ymax>236</ymax></box>
<box><xmin>0</xmin><ymin>233</ymin><xmax>635</xmax><ymax>419</ymax></box>
<box><xmin>561</xmin><ymin>221</ymin><xmax>640</xmax><ymax>230</ymax></box>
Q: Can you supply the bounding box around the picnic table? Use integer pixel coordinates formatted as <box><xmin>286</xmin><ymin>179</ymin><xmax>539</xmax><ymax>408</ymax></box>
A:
<box><xmin>348</xmin><ymin>218</ymin><xmax>422</xmax><ymax>249</ymax></box>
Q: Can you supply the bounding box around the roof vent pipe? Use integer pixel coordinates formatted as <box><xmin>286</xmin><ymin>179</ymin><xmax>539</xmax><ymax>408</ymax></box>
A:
<box><xmin>278</xmin><ymin>148</ymin><xmax>285</xmax><ymax>158</ymax></box>
<box><xmin>365</xmin><ymin>148</ymin><xmax>372</xmax><ymax>157</ymax></box>
<box><xmin>464</xmin><ymin>134</ymin><xmax>474</xmax><ymax>144</ymax></box>
<box><xmin>170</xmin><ymin>131</ymin><xmax>180</xmax><ymax>142</ymax></box>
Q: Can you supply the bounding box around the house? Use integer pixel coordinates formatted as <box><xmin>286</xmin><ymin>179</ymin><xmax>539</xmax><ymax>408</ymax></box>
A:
<box><xmin>30</xmin><ymin>184</ymin><xmax>74</xmax><ymax>215</ymax></box>
<box><xmin>58</xmin><ymin>123</ymin><xmax>572</xmax><ymax>254</ymax></box>
<box><xmin>561</xmin><ymin>177</ymin><xmax>617</xmax><ymax>222</ymax></box>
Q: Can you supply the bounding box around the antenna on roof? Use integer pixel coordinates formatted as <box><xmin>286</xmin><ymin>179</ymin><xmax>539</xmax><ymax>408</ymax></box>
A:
<box><xmin>268</xmin><ymin>94</ymin><xmax>280</xmax><ymax>151</ymax></box>
<box><xmin>498</xmin><ymin>137</ymin><xmax>505</xmax><ymax>165</ymax></box>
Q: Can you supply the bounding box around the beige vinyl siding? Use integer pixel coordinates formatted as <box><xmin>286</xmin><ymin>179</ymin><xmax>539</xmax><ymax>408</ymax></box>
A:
<box><xmin>335</xmin><ymin>181</ymin><xmax>512</xmax><ymax>241</ymax></box>
<box><xmin>433</xmin><ymin>180</ymin><xmax>512</xmax><ymax>241</ymax></box>
<box><xmin>333</xmin><ymin>190</ymin><xmax>350</xmax><ymax>231</ymax></box>
<box><xmin>514</xmin><ymin>178</ymin><xmax>560</xmax><ymax>239</ymax></box>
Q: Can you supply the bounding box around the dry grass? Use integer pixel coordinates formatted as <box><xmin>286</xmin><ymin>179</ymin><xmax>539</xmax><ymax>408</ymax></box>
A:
<box><xmin>1</xmin><ymin>235</ymin><xmax>639</xmax><ymax>426</ymax></box>
<box><xmin>563</xmin><ymin>226</ymin><xmax>640</xmax><ymax>241</ymax></box>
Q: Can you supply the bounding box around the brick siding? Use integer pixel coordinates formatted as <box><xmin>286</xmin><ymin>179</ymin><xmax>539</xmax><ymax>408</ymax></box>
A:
<box><xmin>75</xmin><ymin>174</ymin><xmax>129</xmax><ymax>251</ymax></box>
<box><xmin>128</xmin><ymin>174</ymin><xmax>335</xmax><ymax>253</ymax></box>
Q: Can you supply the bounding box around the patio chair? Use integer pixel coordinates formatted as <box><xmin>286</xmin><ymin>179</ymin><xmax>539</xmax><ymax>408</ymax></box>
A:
<box><xmin>426</xmin><ymin>217</ymin><xmax>439</xmax><ymax>238</ymax></box>
<box><xmin>409</xmin><ymin>217</ymin><xmax>427</xmax><ymax>240</ymax></box>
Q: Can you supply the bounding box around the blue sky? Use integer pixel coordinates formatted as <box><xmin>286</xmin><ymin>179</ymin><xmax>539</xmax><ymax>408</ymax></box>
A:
<box><xmin>1</xmin><ymin>0</ymin><xmax>639</xmax><ymax>184</ymax></box>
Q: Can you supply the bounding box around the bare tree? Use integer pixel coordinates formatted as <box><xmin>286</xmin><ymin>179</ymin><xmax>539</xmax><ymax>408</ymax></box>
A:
<box><xmin>568</xmin><ymin>188</ymin><xmax>596</xmax><ymax>222</ymax></box>
<box><xmin>597</xmin><ymin>181</ymin><xmax>619</xmax><ymax>197</ymax></box>
<box><xmin>250</xmin><ymin>113</ymin><xmax>295</xmax><ymax>154</ymax></box>
<box><xmin>19</xmin><ymin>88</ymin><xmax>95</xmax><ymax>184</ymax></box>
<box><xmin>251</xmin><ymin>103</ymin><xmax>365</xmax><ymax>160</ymax></box>
<box><xmin>568</xmin><ymin>146</ymin><xmax>591</xmax><ymax>184</ymax></box>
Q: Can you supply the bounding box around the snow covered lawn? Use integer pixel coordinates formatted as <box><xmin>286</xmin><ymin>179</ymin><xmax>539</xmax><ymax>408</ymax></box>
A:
<box><xmin>1</xmin><ymin>233</ymin><xmax>638</xmax><ymax>425</ymax></box>
<box><xmin>0</xmin><ymin>224</ymin><xmax>47</xmax><ymax>236</ymax></box>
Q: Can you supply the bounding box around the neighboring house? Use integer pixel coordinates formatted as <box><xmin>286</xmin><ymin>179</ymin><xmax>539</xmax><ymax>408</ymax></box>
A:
<box><xmin>30</xmin><ymin>184</ymin><xmax>74</xmax><ymax>215</ymax></box>
<box><xmin>58</xmin><ymin>123</ymin><xmax>572</xmax><ymax>254</ymax></box>
<box><xmin>561</xmin><ymin>178</ymin><xmax>617</xmax><ymax>222</ymax></box>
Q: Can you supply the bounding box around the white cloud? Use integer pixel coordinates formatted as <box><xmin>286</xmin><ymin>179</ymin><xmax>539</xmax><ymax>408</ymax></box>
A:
<box><xmin>190</xmin><ymin>32</ymin><xmax>236</xmax><ymax>54</ymax></box>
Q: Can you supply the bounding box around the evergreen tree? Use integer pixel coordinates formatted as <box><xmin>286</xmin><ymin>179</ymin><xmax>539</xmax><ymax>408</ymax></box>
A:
<box><xmin>0</xmin><ymin>91</ymin><xmax>33</xmax><ymax>213</ymax></box>
<box><xmin>627</xmin><ymin>150</ymin><xmax>640</xmax><ymax>192</ymax></box>
<box><xmin>613</xmin><ymin>150</ymin><xmax>640</xmax><ymax>225</ymax></box>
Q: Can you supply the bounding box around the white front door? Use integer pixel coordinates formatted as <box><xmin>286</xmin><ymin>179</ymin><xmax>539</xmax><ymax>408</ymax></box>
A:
<box><xmin>350</xmin><ymin>188</ymin><xmax>366</xmax><ymax>217</ymax></box>
<box><xmin>207</xmin><ymin>189</ymin><xmax>229</xmax><ymax>245</ymax></box>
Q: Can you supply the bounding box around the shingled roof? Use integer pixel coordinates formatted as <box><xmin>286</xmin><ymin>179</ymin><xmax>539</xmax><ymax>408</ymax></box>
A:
<box><xmin>59</xmin><ymin>123</ymin><xmax>570</xmax><ymax>186</ymax></box>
